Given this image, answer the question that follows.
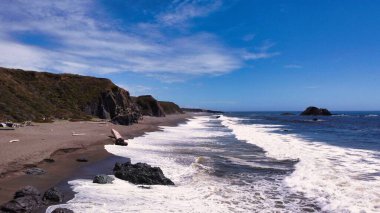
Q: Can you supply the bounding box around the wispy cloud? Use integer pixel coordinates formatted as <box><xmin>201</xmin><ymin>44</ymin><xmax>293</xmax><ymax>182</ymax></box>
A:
<box><xmin>284</xmin><ymin>64</ymin><xmax>303</xmax><ymax>69</ymax></box>
<box><xmin>0</xmin><ymin>0</ymin><xmax>278</xmax><ymax>81</ymax></box>
<box><xmin>156</xmin><ymin>0</ymin><xmax>222</xmax><ymax>26</ymax></box>
<box><xmin>117</xmin><ymin>84</ymin><xmax>153</xmax><ymax>96</ymax></box>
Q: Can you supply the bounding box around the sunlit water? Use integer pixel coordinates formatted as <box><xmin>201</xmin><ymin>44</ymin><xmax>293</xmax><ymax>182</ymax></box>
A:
<box><xmin>47</xmin><ymin>112</ymin><xmax>380</xmax><ymax>213</ymax></box>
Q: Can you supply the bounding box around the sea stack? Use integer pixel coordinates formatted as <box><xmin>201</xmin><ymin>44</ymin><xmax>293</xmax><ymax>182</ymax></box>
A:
<box><xmin>300</xmin><ymin>106</ymin><xmax>332</xmax><ymax>116</ymax></box>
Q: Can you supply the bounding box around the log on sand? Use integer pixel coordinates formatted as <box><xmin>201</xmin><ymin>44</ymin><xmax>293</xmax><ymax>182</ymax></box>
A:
<box><xmin>111</xmin><ymin>129</ymin><xmax>128</xmax><ymax>146</ymax></box>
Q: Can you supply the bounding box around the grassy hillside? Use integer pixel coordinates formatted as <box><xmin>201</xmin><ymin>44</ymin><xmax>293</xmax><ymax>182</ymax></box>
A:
<box><xmin>0</xmin><ymin>67</ymin><xmax>137</xmax><ymax>122</ymax></box>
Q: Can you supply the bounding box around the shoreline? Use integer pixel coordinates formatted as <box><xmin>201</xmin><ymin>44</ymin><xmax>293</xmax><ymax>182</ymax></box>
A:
<box><xmin>0</xmin><ymin>113</ymin><xmax>192</xmax><ymax>206</ymax></box>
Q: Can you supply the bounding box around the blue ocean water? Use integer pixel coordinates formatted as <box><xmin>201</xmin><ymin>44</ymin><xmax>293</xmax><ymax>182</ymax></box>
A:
<box><xmin>226</xmin><ymin>111</ymin><xmax>380</xmax><ymax>151</ymax></box>
<box><xmin>47</xmin><ymin>112</ymin><xmax>380</xmax><ymax>213</ymax></box>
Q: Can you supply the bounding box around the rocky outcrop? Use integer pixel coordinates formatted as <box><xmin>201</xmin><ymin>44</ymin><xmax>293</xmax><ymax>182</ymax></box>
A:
<box><xmin>113</xmin><ymin>162</ymin><xmax>174</xmax><ymax>185</ymax></box>
<box><xmin>0</xmin><ymin>67</ymin><xmax>141</xmax><ymax>124</ymax></box>
<box><xmin>300</xmin><ymin>106</ymin><xmax>332</xmax><ymax>116</ymax></box>
<box><xmin>0</xmin><ymin>186</ymin><xmax>66</xmax><ymax>212</ymax></box>
<box><xmin>0</xmin><ymin>186</ymin><xmax>42</xmax><ymax>212</ymax></box>
<box><xmin>93</xmin><ymin>174</ymin><xmax>115</xmax><ymax>184</ymax></box>
<box><xmin>133</xmin><ymin>95</ymin><xmax>165</xmax><ymax>117</ymax></box>
<box><xmin>158</xmin><ymin>101</ymin><xmax>183</xmax><ymax>115</ymax></box>
<box><xmin>42</xmin><ymin>187</ymin><xmax>63</xmax><ymax>203</ymax></box>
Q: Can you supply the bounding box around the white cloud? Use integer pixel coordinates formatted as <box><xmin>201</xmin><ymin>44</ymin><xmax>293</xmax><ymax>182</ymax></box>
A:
<box><xmin>156</xmin><ymin>0</ymin><xmax>222</xmax><ymax>26</ymax></box>
<box><xmin>284</xmin><ymin>64</ymin><xmax>303</xmax><ymax>69</ymax></box>
<box><xmin>117</xmin><ymin>84</ymin><xmax>152</xmax><ymax>96</ymax></box>
<box><xmin>0</xmin><ymin>0</ymin><xmax>278</xmax><ymax>81</ymax></box>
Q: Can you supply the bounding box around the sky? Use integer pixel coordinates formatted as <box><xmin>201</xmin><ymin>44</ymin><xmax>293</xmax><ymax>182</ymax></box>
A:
<box><xmin>0</xmin><ymin>0</ymin><xmax>379</xmax><ymax>111</ymax></box>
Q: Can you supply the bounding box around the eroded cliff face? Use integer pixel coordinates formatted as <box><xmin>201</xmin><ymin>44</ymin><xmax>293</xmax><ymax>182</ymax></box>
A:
<box><xmin>0</xmin><ymin>67</ymin><xmax>141</xmax><ymax>124</ymax></box>
<box><xmin>132</xmin><ymin>95</ymin><xmax>166</xmax><ymax>117</ymax></box>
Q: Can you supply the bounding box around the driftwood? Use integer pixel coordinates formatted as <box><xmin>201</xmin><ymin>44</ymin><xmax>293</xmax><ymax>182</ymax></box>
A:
<box><xmin>111</xmin><ymin>129</ymin><xmax>128</xmax><ymax>146</ymax></box>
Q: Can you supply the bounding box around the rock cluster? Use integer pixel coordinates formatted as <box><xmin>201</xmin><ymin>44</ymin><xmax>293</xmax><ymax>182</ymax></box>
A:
<box><xmin>93</xmin><ymin>174</ymin><xmax>115</xmax><ymax>184</ymax></box>
<box><xmin>300</xmin><ymin>106</ymin><xmax>332</xmax><ymax>116</ymax></box>
<box><xmin>0</xmin><ymin>186</ymin><xmax>65</xmax><ymax>213</ymax></box>
<box><xmin>113</xmin><ymin>162</ymin><xmax>174</xmax><ymax>185</ymax></box>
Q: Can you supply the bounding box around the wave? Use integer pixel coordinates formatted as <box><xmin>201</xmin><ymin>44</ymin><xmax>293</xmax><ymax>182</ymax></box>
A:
<box><xmin>48</xmin><ymin>116</ymin><xmax>291</xmax><ymax>212</ymax></box>
<box><xmin>219</xmin><ymin>115</ymin><xmax>380</xmax><ymax>212</ymax></box>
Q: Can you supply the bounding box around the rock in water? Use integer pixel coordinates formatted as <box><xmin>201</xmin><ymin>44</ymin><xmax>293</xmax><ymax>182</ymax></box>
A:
<box><xmin>42</xmin><ymin>187</ymin><xmax>63</xmax><ymax>203</ymax></box>
<box><xmin>93</xmin><ymin>174</ymin><xmax>115</xmax><ymax>184</ymax></box>
<box><xmin>52</xmin><ymin>208</ymin><xmax>74</xmax><ymax>213</ymax></box>
<box><xmin>1</xmin><ymin>186</ymin><xmax>42</xmax><ymax>212</ymax></box>
<box><xmin>25</xmin><ymin>167</ymin><xmax>46</xmax><ymax>175</ymax></box>
<box><xmin>300</xmin><ymin>106</ymin><xmax>332</xmax><ymax>116</ymax></box>
<box><xmin>113</xmin><ymin>162</ymin><xmax>174</xmax><ymax>185</ymax></box>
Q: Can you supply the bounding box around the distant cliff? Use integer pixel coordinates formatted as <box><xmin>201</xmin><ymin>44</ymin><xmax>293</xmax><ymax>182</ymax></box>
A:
<box><xmin>132</xmin><ymin>95</ymin><xmax>183</xmax><ymax>117</ymax></box>
<box><xmin>0</xmin><ymin>67</ymin><xmax>143</xmax><ymax>123</ymax></box>
<box><xmin>181</xmin><ymin>108</ymin><xmax>223</xmax><ymax>114</ymax></box>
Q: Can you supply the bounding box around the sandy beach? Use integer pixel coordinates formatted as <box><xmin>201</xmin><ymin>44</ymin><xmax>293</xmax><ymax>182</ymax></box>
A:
<box><xmin>0</xmin><ymin>113</ymin><xmax>190</xmax><ymax>205</ymax></box>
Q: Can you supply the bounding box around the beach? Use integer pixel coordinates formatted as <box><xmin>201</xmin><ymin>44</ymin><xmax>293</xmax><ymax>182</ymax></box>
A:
<box><xmin>0</xmin><ymin>113</ymin><xmax>190</xmax><ymax>205</ymax></box>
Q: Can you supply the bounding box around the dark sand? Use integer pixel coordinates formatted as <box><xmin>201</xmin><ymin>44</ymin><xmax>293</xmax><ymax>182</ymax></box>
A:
<box><xmin>0</xmin><ymin>113</ymin><xmax>191</xmax><ymax>205</ymax></box>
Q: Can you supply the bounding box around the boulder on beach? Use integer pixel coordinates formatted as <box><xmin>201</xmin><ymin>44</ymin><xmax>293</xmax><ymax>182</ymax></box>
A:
<box><xmin>300</xmin><ymin>106</ymin><xmax>332</xmax><ymax>116</ymax></box>
<box><xmin>113</xmin><ymin>162</ymin><xmax>174</xmax><ymax>185</ymax></box>
<box><xmin>1</xmin><ymin>186</ymin><xmax>42</xmax><ymax>212</ymax></box>
<box><xmin>93</xmin><ymin>174</ymin><xmax>115</xmax><ymax>184</ymax></box>
<box><xmin>14</xmin><ymin>186</ymin><xmax>41</xmax><ymax>199</ymax></box>
<box><xmin>24</xmin><ymin>167</ymin><xmax>46</xmax><ymax>175</ymax></box>
<box><xmin>52</xmin><ymin>208</ymin><xmax>74</xmax><ymax>213</ymax></box>
<box><xmin>42</xmin><ymin>187</ymin><xmax>63</xmax><ymax>203</ymax></box>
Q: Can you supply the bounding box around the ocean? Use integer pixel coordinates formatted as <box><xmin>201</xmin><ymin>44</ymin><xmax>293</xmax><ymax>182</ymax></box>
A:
<box><xmin>47</xmin><ymin>112</ymin><xmax>380</xmax><ymax>213</ymax></box>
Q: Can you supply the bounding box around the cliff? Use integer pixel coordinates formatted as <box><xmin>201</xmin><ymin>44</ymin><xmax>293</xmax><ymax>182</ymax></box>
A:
<box><xmin>0</xmin><ymin>67</ymin><xmax>141</xmax><ymax>124</ymax></box>
<box><xmin>181</xmin><ymin>108</ymin><xmax>223</xmax><ymax>114</ymax></box>
<box><xmin>158</xmin><ymin>101</ymin><xmax>183</xmax><ymax>115</ymax></box>
<box><xmin>133</xmin><ymin>95</ymin><xmax>165</xmax><ymax>117</ymax></box>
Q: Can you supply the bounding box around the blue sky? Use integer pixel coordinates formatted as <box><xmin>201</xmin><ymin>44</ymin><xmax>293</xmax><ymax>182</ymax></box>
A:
<box><xmin>0</xmin><ymin>0</ymin><xmax>379</xmax><ymax>111</ymax></box>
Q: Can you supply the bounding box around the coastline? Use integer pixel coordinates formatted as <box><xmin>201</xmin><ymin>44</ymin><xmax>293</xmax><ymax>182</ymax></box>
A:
<box><xmin>0</xmin><ymin>113</ymin><xmax>191</xmax><ymax>206</ymax></box>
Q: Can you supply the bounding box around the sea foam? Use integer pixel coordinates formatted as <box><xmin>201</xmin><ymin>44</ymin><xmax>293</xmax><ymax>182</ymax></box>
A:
<box><xmin>220</xmin><ymin>115</ymin><xmax>380</xmax><ymax>212</ymax></box>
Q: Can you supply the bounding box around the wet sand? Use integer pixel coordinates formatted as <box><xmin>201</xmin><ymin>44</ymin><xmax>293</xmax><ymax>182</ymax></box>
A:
<box><xmin>0</xmin><ymin>113</ymin><xmax>191</xmax><ymax>205</ymax></box>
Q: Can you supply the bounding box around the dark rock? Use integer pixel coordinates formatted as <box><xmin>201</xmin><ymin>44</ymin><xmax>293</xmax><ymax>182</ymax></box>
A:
<box><xmin>14</xmin><ymin>186</ymin><xmax>40</xmax><ymax>199</ymax></box>
<box><xmin>281</xmin><ymin>112</ymin><xmax>295</xmax><ymax>116</ymax></box>
<box><xmin>113</xmin><ymin>162</ymin><xmax>174</xmax><ymax>185</ymax></box>
<box><xmin>215</xmin><ymin>116</ymin><xmax>221</xmax><ymax>118</ymax></box>
<box><xmin>158</xmin><ymin>101</ymin><xmax>183</xmax><ymax>115</ymax></box>
<box><xmin>52</xmin><ymin>208</ymin><xmax>74</xmax><ymax>213</ymax></box>
<box><xmin>93</xmin><ymin>174</ymin><xmax>115</xmax><ymax>184</ymax></box>
<box><xmin>312</xmin><ymin>118</ymin><xmax>319</xmax><ymax>121</ymax></box>
<box><xmin>300</xmin><ymin>106</ymin><xmax>332</xmax><ymax>116</ymax></box>
<box><xmin>181</xmin><ymin>108</ymin><xmax>224</xmax><ymax>113</ymax></box>
<box><xmin>133</xmin><ymin>95</ymin><xmax>165</xmax><ymax>117</ymax></box>
<box><xmin>43</xmin><ymin>158</ymin><xmax>55</xmax><ymax>163</ymax></box>
<box><xmin>24</xmin><ymin>167</ymin><xmax>46</xmax><ymax>175</ymax></box>
<box><xmin>111</xmin><ymin>114</ymin><xmax>140</xmax><ymax>126</ymax></box>
<box><xmin>138</xmin><ymin>185</ymin><xmax>151</xmax><ymax>189</ymax></box>
<box><xmin>42</xmin><ymin>187</ymin><xmax>63</xmax><ymax>203</ymax></box>
<box><xmin>115</xmin><ymin>138</ymin><xmax>128</xmax><ymax>146</ymax></box>
<box><xmin>0</xmin><ymin>195</ymin><xmax>41</xmax><ymax>213</ymax></box>
<box><xmin>76</xmin><ymin>158</ymin><xmax>88</xmax><ymax>162</ymax></box>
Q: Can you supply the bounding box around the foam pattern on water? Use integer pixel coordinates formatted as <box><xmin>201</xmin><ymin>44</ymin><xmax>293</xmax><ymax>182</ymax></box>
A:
<box><xmin>220</xmin><ymin>115</ymin><xmax>380</xmax><ymax>213</ymax></box>
<box><xmin>47</xmin><ymin>116</ymin><xmax>319</xmax><ymax>212</ymax></box>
